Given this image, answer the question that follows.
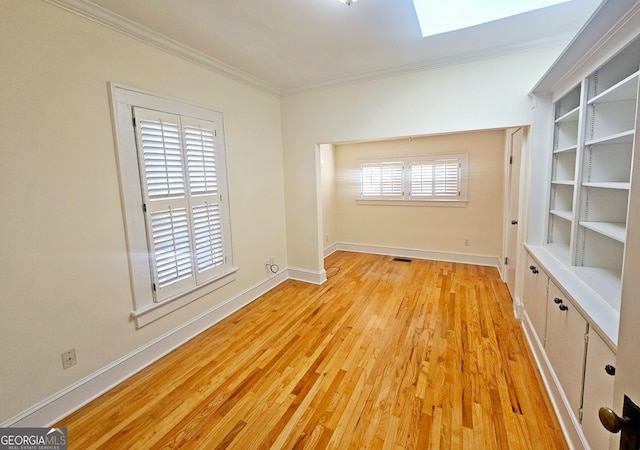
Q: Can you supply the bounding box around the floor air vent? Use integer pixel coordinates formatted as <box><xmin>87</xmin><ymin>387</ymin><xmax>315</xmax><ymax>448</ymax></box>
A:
<box><xmin>392</xmin><ymin>257</ymin><xmax>412</xmax><ymax>263</ymax></box>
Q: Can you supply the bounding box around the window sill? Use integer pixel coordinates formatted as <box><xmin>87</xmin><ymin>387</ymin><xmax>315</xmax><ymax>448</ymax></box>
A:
<box><xmin>130</xmin><ymin>268</ymin><xmax>238</xmax><ymax>328</ymax></box>
<box><xmin>356</xmin><ymin>199</ymin><xmax>468</xmax><ymax>207</ymax></box>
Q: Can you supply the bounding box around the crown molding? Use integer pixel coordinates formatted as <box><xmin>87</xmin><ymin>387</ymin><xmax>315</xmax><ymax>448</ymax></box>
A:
<box><xmin>43</xmin><ymin>0</ymin><xmax>582</xmax><ymax>98</ymax></box>
<box><xmin>281</xmin><ymin>35</ymin><xmax>573</xmax><ymax>96</ymax></box>
<box><xmin>531</xmin><ymin>0</ymin><xmax>640</xmax><ymax>96</ymax></box>
<box><xmin>43</xmin><ymin>0</ymin><xmax>281</xmax><ymax>97</ymax></box>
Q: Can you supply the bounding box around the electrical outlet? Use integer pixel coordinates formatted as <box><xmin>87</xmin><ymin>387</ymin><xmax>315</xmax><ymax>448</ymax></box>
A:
<box><xmin>61</xmin><ymin>349</ymin><xmax>77</xmax><ymax>369</ymax></box>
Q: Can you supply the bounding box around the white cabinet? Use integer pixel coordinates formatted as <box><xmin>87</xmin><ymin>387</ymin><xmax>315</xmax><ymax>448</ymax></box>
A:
<box><xmin>521</xmin><ymin>252</ymin><xmax>618</xmax><ymax>449</ymax></box>
<box><xmin>582</xmin><ymin>331</ymin><xmax>617</xmax><ymax>450</ymax></box>
<box><xmin>524</xmin><ymin>254</ymin><xmax>548</xmax><ymax>343</ymax></box>
<box><xmin>545</xmin><ymin>281</ymin><xmax>588</xmax><ymax>418</ymax></box>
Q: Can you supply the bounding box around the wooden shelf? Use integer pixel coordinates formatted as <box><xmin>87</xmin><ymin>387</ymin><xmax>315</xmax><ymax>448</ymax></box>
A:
<box><xmin>555</xmin><ymin>106</ymin><xmax>580</xmax><ymax>123</ymax></box>
<box><xmin>550</xmin><ymin>209</ymin><xmax>573</xmax><ymax>221</ymax></box>
<box><xmin>588</xmin><ymin>71</ymin><xmax>639</xmax><ymax>105</ymax></box>
<box><xmin>555</xmin><ymin>144</ymin><xmax>578</xmax><ymax>153</ymax></box>
<box><xmin>585</xmin><ymin>129</ymin><xmax>635</xmax><ymax>147</ymax></box>
<box><xmin>582</xmin><ymin>181</ymin><xmax>630</xmax><ymax>190</ymax></box>
<box><xmin>544</xmin><ymin>243</ymin><xmax>571</xmax><ymax>264</ymax></box>
<box><xmin>552</xmin><ymin>180</ymin><xmax>575</xmax><ymax>186</ymax></box>
<box><xmin>579</xmin><ymin>221</ymin><xmax>626</xmax><ymax>243</ymax></box>
<box><xmin>571</xmin><ymin>266</ymin><xmax>622</xmax><ymax>311</ymax></box>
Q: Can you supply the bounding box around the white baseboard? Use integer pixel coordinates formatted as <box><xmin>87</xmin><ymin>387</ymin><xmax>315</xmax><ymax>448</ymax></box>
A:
<box><xmin>1</xmin><ymin>270</ymin><xmax>289</xmax><ymax>428</ymax></box>
<box><xmin>333</xmin><ymin>242</ymin><xmax>501</xmax><ymax>269</ymax></box>
<box><xmin>287</xmin><ymin>267</ymin><xmax>327</xmax><ymax>285</ymax></box>
<box><xmin>323</xmin><ymin>242</ymin><xmax>339</xmax><ymax>258</ymax></box>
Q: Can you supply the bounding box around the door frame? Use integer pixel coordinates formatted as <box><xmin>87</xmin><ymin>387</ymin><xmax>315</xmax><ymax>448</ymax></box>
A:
<box><xmin>501</xmin><ymin>127</ymin><xmax>528</xmax><ymax>312</ymax></box>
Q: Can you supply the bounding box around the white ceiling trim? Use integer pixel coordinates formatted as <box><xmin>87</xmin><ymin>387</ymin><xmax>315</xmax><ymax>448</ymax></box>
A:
<box><xmin>281</xmin><ymin>34</ymin><xmax>572</xmax><ymax>96</ymax></box>
<box><xmin>43</xmin><ymin>0</ymin><xmax>282</xmax><ymax>96</ymax></box>
<box><xmin>532</xmin><ymin>0</ymin><xmax>639</xmax><ymax>96</ymax></box>
<box><xmin>44</xmin><ymin>0</ymin><xmax>575</xmax><ymax>98</ymax></box>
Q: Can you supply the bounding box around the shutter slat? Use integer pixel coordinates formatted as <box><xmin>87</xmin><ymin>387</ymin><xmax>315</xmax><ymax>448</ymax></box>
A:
<box><xmin>138</xmin><ymin>118</ymin><xmax>186</xmax><ymax>200</ymax></box>
<box><xmin>434</xmin><ymin>162</ymin><xmax>459</xmax><ymax>196</ymax></box>
<box><xmin>361</xmin><ymin>162</ymin><xmax>403</xmax><ymax>197</ymax></box>
<box><xmin>150</xmin><ymin>207</ymin><xmax>193</xmax><ymax>287</ymax></box>
<box><xmin>410</xmin><ymin>160</ymin><xmax>460</xmax><ymax>198</ymax></box>
<box><xmin>192</xmin><ymin>202</ymin><xmax>224</xmax><ymax>273</ymax></box>
<box><xmin>185</xmin><ymin>125</ymin><xmax>218</xmax><ymax>196</ymax></box>
<box><xmin>410</xmin><ymin>163</ymin><xmax>434</xmax><ymax>196</ymax></box>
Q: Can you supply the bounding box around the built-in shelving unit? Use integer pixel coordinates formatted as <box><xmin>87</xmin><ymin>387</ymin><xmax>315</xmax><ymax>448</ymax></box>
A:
<box><xmin>524</xmin><ymin>4</ymin><xmax>640</xmax><ymax>449</ymax></box>
<box><xmin>547</xmin><ymin>84</ymin><xmax>581</xmax><ymax>264</ymax></box>
<box><xmin>577</xmin><ymin>38</ymin><xmax>639</xmax><ymax>309</ymax></box>
<box><xmin>543</xmin><ymin>37</ymin><xmax>640</xmax><ymax>310</ymax></box>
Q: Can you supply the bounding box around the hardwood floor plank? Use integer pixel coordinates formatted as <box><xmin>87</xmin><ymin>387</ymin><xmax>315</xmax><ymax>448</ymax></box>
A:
<box><xmin>57</xmin><ymin>252</ymin><xmax>566</xmax><ymax>449</ymax></box>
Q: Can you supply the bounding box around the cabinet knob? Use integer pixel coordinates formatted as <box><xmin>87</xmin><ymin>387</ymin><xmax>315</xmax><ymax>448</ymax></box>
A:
<box><xmin>511</xmin><ymin>220</ymin><xmax>518</xmax><ymax>225</ymax></box>
<box><xmin>553</xmin><ymin>297</ymin><xmax>563</xmax><ymax>304</ymax></box>
<box><xmin>559</xmin><ymin>304</ymin><xmax>568</xmax><ymax>311</ymax></box>
<box><xmin>605</xmin><ymin>364</ymin><xmax>616</xmax><ymax>376</ymax></box>
<box><xmin>529</xmin><ymin>265</ymin><xmax>535</xmax><ymax>271</ymax></box>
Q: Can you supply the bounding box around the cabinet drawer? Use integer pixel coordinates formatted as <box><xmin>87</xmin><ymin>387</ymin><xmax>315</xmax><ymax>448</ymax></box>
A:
<box><xmin>582</xmin><ymin>331</ymin><xmax>617</xmax><ymax>450</ymax></box>
<box><xmin>545</xmin><ymin>281</ymin><xmax>588</xmax><ymax>417</ymax></box>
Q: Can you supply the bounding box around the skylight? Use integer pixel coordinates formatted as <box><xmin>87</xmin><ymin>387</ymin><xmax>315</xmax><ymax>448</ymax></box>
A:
<box><xmin>412</xmin><ymin>0</ymin><xmax>572</xmax><ymax>37</ymax></box>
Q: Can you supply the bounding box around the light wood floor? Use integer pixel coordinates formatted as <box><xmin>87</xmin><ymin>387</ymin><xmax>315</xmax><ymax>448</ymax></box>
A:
<box><xmin>57</xmin><ymin>251</ymin><xmax>567</xmax><ymax>449</ymax></box>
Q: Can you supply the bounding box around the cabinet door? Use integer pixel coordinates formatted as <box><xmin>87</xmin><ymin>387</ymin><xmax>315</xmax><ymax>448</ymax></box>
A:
<box><xmin>545</xmin><ymin>281</ymin><xmax>588</xmax><ymax>417</ymax></box>
<box><xmin>581</xmin><ymin>331</ymin><xmax>617</xmax><ymax>450</ymax></box>
<box><xmin>524</xmin><ymin>254</ymin><xmax>548</xmax><ymax>343</ymax></box>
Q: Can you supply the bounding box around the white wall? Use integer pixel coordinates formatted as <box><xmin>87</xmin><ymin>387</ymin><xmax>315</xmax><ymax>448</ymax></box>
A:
<box><xmin>281</xmin><ymin>46</ymin><xmax>566</xmax><ymax>273</ymax></box>
<box><xmin>320</xmin><ymin>144</ymin><xmax>337</xmax><ymax>252</ymax></box>
<box><xmin>333</xmin><ymin>131</ymin><xmax>506</xmax><ymax>258</ymax></box>
<box><xmin>0</xmin><ymin>1</ymin><xmax>287</xmax><ymax>423</ymax></box>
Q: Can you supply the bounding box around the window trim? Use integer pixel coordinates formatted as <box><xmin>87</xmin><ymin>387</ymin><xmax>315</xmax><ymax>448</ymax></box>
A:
<box><xmin>109</xmin><ymin>83</ymin><xmax>237</xmax><ymax>328</ymax></box>
<box><xmin>357</xmin><ymin>153</ymin><xmax>469</xmax><ymax>206</ymax></box>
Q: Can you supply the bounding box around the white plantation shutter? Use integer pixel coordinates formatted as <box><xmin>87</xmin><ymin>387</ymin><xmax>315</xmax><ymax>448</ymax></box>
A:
<box><xmin>434</xmin><ymin>160</ymin><xmax>460</xmax><ymax>197</ymax></box>
<box><xmin>185</xmin><ymin>123</ymin><xmax>218</xmax><ymax>195</ymax></box>
<box><xmin>360</xmin><ymin>154</ymin><xmax>467</xmax><ymax>203</ymax></box>
<box><xmin>361</xmin><ymin>162</ymin><xmax>403</xmax><ymax>197</ymax></box>
<box><xmin>410</xmin><ymin>159</ymin><xmax>461</xmax><ymax>199</ymax></box>
<box><xmin>150</xmin><ymin>207</ymin><xmax>193</xmax><ymax>286</ymax></box>
<box><xmin>182</xmin><ymin>116</ymin><xmax>225</xmax><ymax>283</ymax></box>
<box><xmin>192</xmin><ymin>202</ymin><xmax>224</xmax><ymax>273</ymax></box>
<box><xmin>410</xmin><ymin>163</ymin><xmax>434</xmax><ymax>197</ymax></box>
<box><xmin>133</xmin><ymin>107</ymin><xmax>229</xmax><ymax>302</ymax></box>
<box><xmin>137</xmin><ymin>117</ymin><xmax>185</xmax><ymax>199</ymax></box>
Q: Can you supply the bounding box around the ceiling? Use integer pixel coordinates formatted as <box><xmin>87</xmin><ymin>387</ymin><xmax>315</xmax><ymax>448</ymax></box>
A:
<box><xmin>77</xmin><ymin>0</ymin><xmax>602</xmax><ymax>94</ymax></box>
